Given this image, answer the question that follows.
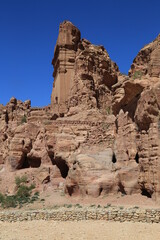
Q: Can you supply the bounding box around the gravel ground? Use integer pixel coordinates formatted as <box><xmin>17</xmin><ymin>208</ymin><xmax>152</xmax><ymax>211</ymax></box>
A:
<box><xmin>0</xmin><ymin>220</ymin><xmax>160</xmax><ymax>240</ymax></box>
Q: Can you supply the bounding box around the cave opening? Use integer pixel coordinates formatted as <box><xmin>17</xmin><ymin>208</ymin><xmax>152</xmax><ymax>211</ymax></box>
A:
<box><xmin>135</xmin><ymin>152</ymin><xmax>139</xmax><ymax>164</ymax></box>
<box><xmin>99</xmin><ymin>187</ymin><xmax>103</xmax><ymax>196</ymax></box>
<box><xmin>141</xmin><ymin>188</ymin><xmax>152</xmax><ymax>198</ymax></box>
<box><xmin>48</xmin><ymin>151</ymin><xmax>55</xmax><ymax>165</ymax></box>
<box><xmin>48</xmin><ymin>152</ymin><xmax>69</xmax><ymax>179</ymax></box>
<box><xmin>112</xmin><ymin>152</ymin><xmax>117</xmax><ymax>163</ymax></box>
<box><xmin>54</xmin><ymin>156</ymin><xmax>69</xmax><ymax>178</ymax></box>
<box><xmin>67</xmin><ymin>186</ymin><xmax>75</xmax><ymax>196</ymax></box>
<box><xmin>21</xmin><ymin>155</ymin><xmax>30</xmax><ymax>168</ymax></box>
<box><xmin>21</xmin><ymin>154</ymin><xmax>41</xmax><ymax>169</ymax></box>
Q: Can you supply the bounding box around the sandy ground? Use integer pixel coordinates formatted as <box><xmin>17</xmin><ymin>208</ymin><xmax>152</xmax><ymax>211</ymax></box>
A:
<box><xmin>20</xmin><ymin>190</ymin><xmax>159</xmax><ymax>211</ymax></box>
<box><xmin>0</xmin><ymin>186</ymin><xmax>160</xmax><ymax>240</ymax></box>
<box><xmin>0</xmin><ymin>220</ymin><xmax>160</xmax><ymax>240</ymax></box>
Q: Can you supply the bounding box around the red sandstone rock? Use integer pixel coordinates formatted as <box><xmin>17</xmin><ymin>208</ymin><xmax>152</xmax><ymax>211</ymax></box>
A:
<box><xmin>0</xmin><ymin>22</ymin><xmax>159</xmax><ymax>201</ymax></box>
<box><xmin>51</xmin><ymin>21</ymin><xmax>119</xmax><ymax>115</ymax></box>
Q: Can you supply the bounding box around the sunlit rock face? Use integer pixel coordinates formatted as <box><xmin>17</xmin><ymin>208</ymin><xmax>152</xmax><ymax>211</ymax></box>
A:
<box><xmin>129</xmin><ymin>34</ymin><xmax>160</xmax><ymax>78</ymax></box>
<box><xmin>51</xmin><ymin>20</ymin><xmax>119</xmax><ymax>115</ymax></box>
<box><xmin>0</xmin><ymin>21</ymin><xmax>160</xmax><ymax>201</ymax></box>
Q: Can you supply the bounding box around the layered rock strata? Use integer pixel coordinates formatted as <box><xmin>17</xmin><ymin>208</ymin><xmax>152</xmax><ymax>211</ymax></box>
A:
<box><xmin>0</xmin><ymin>21</ymin><xmax>160</xmax><ymax>201</ymax></box>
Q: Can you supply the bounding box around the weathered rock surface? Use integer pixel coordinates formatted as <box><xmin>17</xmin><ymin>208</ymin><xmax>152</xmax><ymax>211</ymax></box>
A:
<box><xmin>0</xmin><ymin>21</ymin><xmax>160</xmax><ymax>201</ymax></box>
<box><xmin>51</xmin><ymin>21</ymin><xmax>119</xmax><ymax>115</ymax></box>
<box><xmin>129</xmin><ymin>34</ymin><xmax>160</xmax><ymax>77</ymax></box>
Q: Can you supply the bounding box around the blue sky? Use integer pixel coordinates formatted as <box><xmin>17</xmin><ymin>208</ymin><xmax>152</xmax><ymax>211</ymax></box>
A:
<box><xmin>0</xmin><ymin>0</ymin><xmax>160</xmax><ymax>106</ymax></box>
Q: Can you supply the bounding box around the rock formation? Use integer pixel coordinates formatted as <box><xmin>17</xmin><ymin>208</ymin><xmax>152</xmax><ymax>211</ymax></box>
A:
<box><xmin>129</xmin><ymin>34</ymin><xmax>160</xmax><ymax>77</ymax></box>
<box><xmin>0</xmin><ymin>21</ymin><xmax>160</xmax><ymax>201</ymax></box>
<box><xmin>51</xmin><ymin>21</ymin><xmax>119</xmax><ymax>115</ymax></box>
<box><xmin>51</xmin><ymin>21</ymin><xmax>81</xmax><ymax>114</ymax></box>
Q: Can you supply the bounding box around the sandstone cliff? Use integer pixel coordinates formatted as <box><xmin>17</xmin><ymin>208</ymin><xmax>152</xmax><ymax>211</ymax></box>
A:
<box><xmin>129</xmin><ymin>34</ymin><xmax>160</xmax><ymax>77</ymax></box>
<box><xmin>51</xmin><ymin>21</ymin><xmax>119</xmax><ymax>115</ymax></box>
<box><xmin>0</xmin><ymin>21</ymin><xmax>159</xmax><ymax>202</ymax></box>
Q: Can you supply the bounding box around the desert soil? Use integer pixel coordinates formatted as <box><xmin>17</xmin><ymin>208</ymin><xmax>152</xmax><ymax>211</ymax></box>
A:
<box><xmin>0</xmin><ymin>220</ymin><xmax>160</xmax><ymax>240</ymax></box>
<box><xmin>21</xmin><ymin>190</ymin><xmax>159</xmax><ymax>211</ymax></box>
<box><xmin>0</xmin><ymin>190</ymin><xmax>160</xmax><ymax>240</ymax></box>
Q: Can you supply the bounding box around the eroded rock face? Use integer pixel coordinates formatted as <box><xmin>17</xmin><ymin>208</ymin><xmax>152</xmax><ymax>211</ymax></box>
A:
<box><xmin>51</xmin><ymin>21</ymin><xmax>81</xmax><ymax>114</ymax></box>
<box><xmin>0</xmin><ymin>21</ymin><xmax>160</xmax><ymax>201</ymax></box>
<box><xmin>129</xmin><ymin>34</ymin><xmax>160</xmax><ymax>77</ymax></box>
<box><xmin>51</xmin><ymin>21</ymin><xmax>119</xmax><ymax>115</ymax></box>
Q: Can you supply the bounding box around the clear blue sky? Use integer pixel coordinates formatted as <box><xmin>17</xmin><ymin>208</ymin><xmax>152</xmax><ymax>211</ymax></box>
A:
<box><xmin>0</xmin><ymin>0</ymin><xmax>160</xmax><ymax>106</ymax></box>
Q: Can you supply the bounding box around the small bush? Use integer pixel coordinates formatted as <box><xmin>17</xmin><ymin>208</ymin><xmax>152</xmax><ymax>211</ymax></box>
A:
<box><xmin>0</xmin><ymin>193</ymin><xmax>4</xmax><ymax>203</ymax></box>
<box><xmin>106</xmin><ymin>107</ymin><xmax>112</xmax><ymax>115</ymax></box>
<box><xmin>21</xmin><ymin>115</ymin><xmax>27</xmax><ymax>124</ymax></box>
<box><xmin>133</xmin><ymin>71</ymin><xmax>142</xmax><ymax>80</ymax></box>
<box><xmin>1</xmin><ymin>195</ymin><xmax>17</xmax><ymax>208</ymax></box>
<box><xmin>15</xmin><ymin>175</ymin><xmax>28</xmax><ymax>187</ymax></box>
<box><xmin>40</xmin><ymin>198</ymin><xmax>45</xmax><ymax>202</ymax></box>
<box><xmin>104</xmin><ymin>203</ymin><xmax>111</xmax><ymax>208</ymax></box>
<box><xmin>75</xmin><ymin>203</ymin><xmax>82</xmax><ymax>208</ymax></box>
<box><xmin>66</xmin><ymin>204</ymin><xmax>72</xmax><ymax>208</ymax></box>
<box><xmin>53</xmin><ymin>205</ymin><xmax>60</xmax><ymax>209</ymax></box>
<box><xmin>30</xmin><ymin>192</ymin><xmax>39</xmax><ymax>203</ymax></box>
<box><xmin>0</xmin><ymin>176</ymin><xmax>39</xmax><ymax>209</ymax></box>
<box><xmin>90</xmin><ymin>204</ymin><xmax>96</xmax><ymax>208</ymax></box>
<box><xmin>17</xmin><ymin>184</ymin><xmax>34</xmax><ymax>198</ymax></box>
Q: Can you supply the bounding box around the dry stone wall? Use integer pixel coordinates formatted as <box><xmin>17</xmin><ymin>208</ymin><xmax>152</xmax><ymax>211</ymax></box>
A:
<box><xmin>0</xmin><ymin>207</ymin><xmax>160</xmax><ymax>223</ymax></box>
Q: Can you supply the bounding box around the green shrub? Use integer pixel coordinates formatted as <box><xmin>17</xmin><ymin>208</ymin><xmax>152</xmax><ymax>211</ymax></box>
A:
<box><xmin>0</xmin><ymin>176</ymin><xmax>39</xmax><ymax>209</ymax></box>
<box><xmin>106</xmin><ymin>106</ymin><xmax>112</xmax><ymax>115</ymax></box>
<box><xmin>40</xmin><ymin>198</ymin><xmax>45</xmax><ymax>202</ymax></box>
<box><xmin>17</xmin><ymin>185</ymin><xmax>33</xmax><ymax>198</ymax></box>
<box><xmin>66</xmin><ymin>204</ymin><xmax>72</xmax><ymax>208</ymax></box>
<box><xmin>90</xmin><ymin>204</ymin><xmax>96</xmax><ymax>208</ymax></box>
<box><xmin>1</xmin><ymin>195</ymin><xmax>17</xmax><ymax>208</ymax></box>
<box><xmin>133</xmin><ymin>71</ymin><xmax>142</xmax><ymax>80</ymax></box>
<box><xmin>30</xmin><ymin>192</ymin><xmax>39</xmax><ymax>203</ymax></box>
<box><xmin>104</xmin><ymin>203</ymin><xmax>111</xmax><ymax>208</ymax></box>
<box><xmin>0</xmin><ymin>193</ymin><xmax>4</xmax><ymax>203</ymax></box>
<box><xmin>15</xmin><ymin>175</ymin><xmax>28</xmax><ymax>187</ymax></box>
<box><xmin>21</xmin><ymin>115</ymin><xmax>27</xmax><ymax>124</ymax></box>
<box><xmin>75</xmin><ymin>203</ymin><xmax>82</xmax><ymax>208</ymax></box>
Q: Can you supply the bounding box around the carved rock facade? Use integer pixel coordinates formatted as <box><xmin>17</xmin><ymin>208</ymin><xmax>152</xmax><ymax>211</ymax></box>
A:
<box><xmin>51</xmin><ymin>21</ymin><xmax>119</xmax><ymax>115</ymax></box>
